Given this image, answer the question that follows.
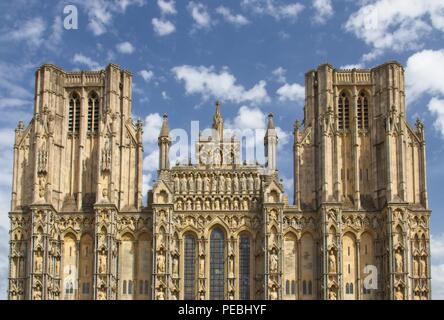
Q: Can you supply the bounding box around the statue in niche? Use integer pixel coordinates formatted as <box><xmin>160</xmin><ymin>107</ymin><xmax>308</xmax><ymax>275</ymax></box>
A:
<box><xmin>188</xmin><ymin>175</ymin><xmax>195</xmax><ymax>192</ymax></box>
<box><xmin>413</xmin><ymin>256</ymin><xmax>419</xmax><ymax>276</ymax></box>
<box><xmin>174</xmin><ymin>175</ymin><xmax>180</xmax><ymax>192</ymax></box>
<box><xmin>204</xmin><ymin>198</ymin><xmax>211</xmax><ymax>210</ymax></box>
<box><xmin>195</xmin><ymin>199</ymin><xmax>202</xmax><ymax>210</ymax></box>
<box><xmin>98</xmin><ymin>249</ymin><xmax>107</xmax><ymax>274</ymax></box>
<box><xmin>240</xmin><ymin>174</ymin><xmax>247</xmax><ymax>192</ymax></box>
<box><xmin>252</xmin><ymin>198</ymin><xmax>258</xmax><ymax>210</ymax></box>
<box><xmin>33</xmin><ymin>287</ymin><xmax>42</xmax><ymax>300</ymax></box>
<box><xmin>157</xmin><ymin>252</ymin><xmax>165</xmax><ymax>273</ymax></box>
<box><xmin>420</xmin><ymin>256</ymin><xmax>427</xmax><ymax>277</ymax></box>
<box><xmin>204</xmin><ymin>175</ymin><xmax>210</xmax><ymax>193</ymax></box>
<box><xmin>157</xmin><ymin>232</ymin><xmax>164</xmax><ymax>250</ymax></box>
<box><xmin>242</xmin><ymin>198</ymin><xmax>249</xmax><ymax>210</ymax></box>
<box><xmin>254</xmin><ymin>175</ymin><xmax>261</xmax><ymax>191</ymax></box>
<box><xmin>101</xmin><ymin>140</ymin><xmax>112</xmax><ymax>172</ymax></box>
<box><xmin>211</xmin><ymin>175</ymin><xmax>217</xmax><ymax>193</ymax></box>
<box><xmin>329</xmin><ymin>290</ymin><xmax>337</xmax><ymax>300</ymax></box>
<box><xmin>219</xmin><ymin>175</ymin><xmax>225</xmax><ymax>193</ymax></box>
<box><xmin>395</xmin><ymin>287</ymin><xmax>404</xmax><ymax>300</ymax></box>
<box><xmin>38</xmin><ymin>176</ymin><xmax>46</xmax><ymax>198</ymax></box>
<box><xmin>224</xmin><ymin>198</ymin><xmax>230</xmax><ymax>210</ymax></box>
<box><xmin>269</xmin><ymin>285</ymin><xmax>278</xmax><ymax>300</ymax></box>
<box><xmin>176</xmin><ymin>199</ymin><xmax>183</xmax><ymax>210</ymax></box>
<box><xmin>199</xmin><ymin>255</ymin><xmax>205</xmax><ymax>277</ymax></box>
<box><xmin>172</xmin><ymin>255</ymin><xmax>179</xmax><ymax>277</ymax></box>
<box><xmin>196</xmin><ymin>174</ymin><xmax>203</xmax><ymax>193</ymax></box>
<box><xmin>228</xmin><ymin>255</ymin><xmax>234</xmax><ymax>278</ymax></box>
<box><xmin>395</xmin><ymin>248</ymin><xmax>403</xmax><ymax>273</ymax></box>
<box><xmin>35</xmin><ymin>250</ymin><xmax>43</xmax><ymax>273</ymax></box>
<box><xmin>156</xmin><ymin>289</ymin><xmax>165</xmax><ymax>300</ymax></box>
<box><xmin>186</xmin><ymin>199</ymin><xmax>192</xmax><ymax>210</ymax></box>
<box><xmin>225</xmin><ymin>175</ymin><xmax>232</xmax><ymax>192</ymax></box>
<box><xmin>180</xmin><ymin>175</ymin><xmax>187</xmax><ymax>193</ymax></box>
<box><xmin>214</xmin><ymin>199</ymin><xmax>220</xmax><ymax>210</ymax></box>
<box><xmin>328</xmin><ymin>249</ymin><xmax>337</xmax><ymax>273</ymax></box>
<box><xmin>270</xmin><ymin>250</ymin><xmax>278</xmax><ymax>273</ymax></box>
<box><xmin>248</xmin><ymin>174</ymin><xmax>254</xmax><ymax>191</ymax></box>
<box><xmin>233</xmin><ymin>198</ymin><xmax>239</xmax><ymax>210</ymax></box>
<box><xmin>233</xmin><ymin>175</ymin><xmax>239</xmax><ymax>193</ymax></box>
<box><xmin>214</xmin><ymin>150</ymin><xmax>221</xmax><ymax>166</ymax></box>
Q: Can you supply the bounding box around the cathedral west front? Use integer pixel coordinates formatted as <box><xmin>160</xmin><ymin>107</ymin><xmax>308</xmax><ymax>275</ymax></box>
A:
<box><xmin>7</xmin><ymin>61</ymin><xmax>431</xmax><ymax>300</ymax></box>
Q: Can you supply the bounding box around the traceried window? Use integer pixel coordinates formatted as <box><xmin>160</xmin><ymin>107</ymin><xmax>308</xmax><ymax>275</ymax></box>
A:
<box><xmin>210</xmin><ymin>227</ymin><xmax>225</xmax><ymax>300</ymax></box>
<box><xmin>184</xmin><ymin>234</ymin><xmax>197</xmax><ymax>300</ymax></box>
<box><xmin>87</xmin><ymin>91</ymin><xmax>100</xmax><ymax>133</ymax></box>
<box><xmin>338</xmin><ymin>91</ymin><xmax>350</xmax><ymax>129</ymax></box>
<box><xmin>239</xmin><ymin>234</ymin><xmax>250</xmax><ymax>300</ymax></box>
<box><xmin>68</xmin><ymin>92</ymin><xmax>80</xmax><ymax>133</ymax></box>
<box><xmin>357</xmin><ymin>91</ymin><xmax>369</xmax><ymax>129</ymax></box>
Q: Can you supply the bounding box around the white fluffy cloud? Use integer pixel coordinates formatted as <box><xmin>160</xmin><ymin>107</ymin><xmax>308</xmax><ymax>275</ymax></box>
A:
<box><xmin>241</xmin><ymin>0</ymin><xmax>304</xmax><ymax>21</ymax></box>
<box><xmin>406</xmin><ymin>49</ymin><xmax>444</xmax><ymax>102</ymax></box>
<box><xmin>312</xmin><ymin>0</ymin><xmax>333</xmax><ymax>24</ymax></box>
<box><xmin>139</xmin><ymin>69</ymin><xmax>154</xmax><ymax>82</ymax></box>
<box><xmin>172</xmin><ymin>65</ymin><xmax>269</xmax><ymax>104</ymax></box>
<box><xmin>340</xmin><ymin>64</ymin><xmax>364</xmax><ymax>70</ymax></box>
<box><xmin>72</xmin><ymin>53</ymin><xmax>103</xmax><ymax>70</ymax></box>
<box><xmin>157</xmin><ymin>0</ymin><xmax>176</xmax><ymax>15</ymax></box>
<box><xmin>405</xmin><ymin>49</ymin><xmax>444</xmax><ymax>138</ymax></box>
<box><xmin>276</xmin><ymin>82</ymin><xmax>305</xmax><ymax>102</ymax></box>
<box><xmin>188</xmin><ymin>1</ymin><xmax>212</xmax><ymax>29</ymax></box>
<box><xmin>345</xmin><ymin>0</ymin><xmax>444</xmax><ymax>62</ymax></box>
<box><xmin>116</xmin><ymin>41</ymin><xmax>135</xmax><ymax>54</ymax></box>
<box><xmin>431</xmin><ymin>233</ymin><xmax>444</xmax><ymax>299</ymax></box>
<box><xmin>216</xmin><ymin>6</ymin><xmax>250</xmax><ymax>26</ymax></box>
<box><xmin>0</xmin><ymin>17</ymin><xmax>46</xmax><ymax>47</ymax></box>
<box><xmin>427</xmin><ymin>98</ymin><xmax>444</xmax><ymax>137</ymax></box>
<box><xmin>272</xmin><ymin>67</ymin><xmax>287</xmax><ymax>83</ymax></box>
<box><xmin>152</xmin><ymin>18</ymin><xmax>176</xmax><ymax>36</ymax></box>
<box><xmin>74</xmin><ymin>0</ymin><xmax>146</xmax><ymax>36</ymax></box>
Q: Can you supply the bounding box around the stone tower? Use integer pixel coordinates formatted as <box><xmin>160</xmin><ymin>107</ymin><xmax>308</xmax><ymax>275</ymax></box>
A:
<box><xmin>8</xmin><ymin>64</ymin><xmax>145</xmax><ymax>300</ymax></box>
<box><xmin>294</xmin><ymin>61</ymin><xmax>431</xmax><ymax>300</ymax></box>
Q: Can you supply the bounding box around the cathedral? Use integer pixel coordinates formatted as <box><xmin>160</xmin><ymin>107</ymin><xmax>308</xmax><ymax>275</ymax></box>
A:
<box><xmin>7</xmin><ymin>61</ymin><xmax>431</xmax><ymax>300</ymax></box>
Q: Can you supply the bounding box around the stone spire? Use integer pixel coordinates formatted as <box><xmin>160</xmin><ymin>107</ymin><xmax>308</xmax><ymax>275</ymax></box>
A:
<box><xmin>264</xmin><ymin>113</ymin><xmax>278</xmax><ymax>171</ymax></box>
<box><xmin>158</xmin><ymin>113</ymin><xmax>171</xmax><ymax>170</ymax></box>
<box><xmin>159</xmin><ymin>113</ymin><xmax>170</xmax><ymax>137</ymax></box>
<box><xmin>212</xmin><ymin>100</ymin><xmax>224</xmax><ymax>140</ymax></box>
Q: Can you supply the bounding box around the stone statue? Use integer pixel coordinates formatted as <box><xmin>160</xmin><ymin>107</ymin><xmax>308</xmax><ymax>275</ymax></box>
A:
<box><xmin>420</xmin><ymin>256</ymin><xmax>426</xmax><ymax>277</ymax></box>
<box><xmin>174</xmin><ymin>175</ymin><xmax>180</xmax><ymax>192</ymax></box>
<box><xmin>195</xmin><ymin>199</ymin><xmax>202</xmax><ymax>210</ymax></box>
<box><xmin>254</xmin><ymin>175</ymin><xmax>261</xmax><ymax>191</ymax></box>
<box><xmin>214</xmin><ymin>198</ymin><xmax>220</xmax><ymax>210</ymax></box>
<box><xmin>99</xmin><ymin>250</ymin><xmax>107</xmax><ymax>274</ymax></box>
<box><xmin>395</xmin><ymin>287</ymin><xmax>404</xmax><ymax>300</ymax></box>
<box><xmin>172</xmin><ymin>255</ymin><xmax>179</xmax><ymax>276</ymax></box>
<box><xmin>219</xmin><ymin>175</ymin><xmax>225</xmax><ymax>193</ymax></box>
<box><xmin>188</xmin><ymin>175</ymin><xmax>195</xmax><ymax>192</ymax></box>
<box><xmin>395</xmin><ymin>249</ymin><xmax>403</xmax><ymax>273</ymax></box>
<box><xmin>269</xmin><ymin>286</ymin><xmax>278</xmax><ymax>300</ymax></box>
<box><xmin>225</xmin><ymin>175</ymin><xmax>232</xmax><ymax>192</ymax></box>
<box><xmin>180</xmin><ymin>175</ymin><xmax>187</xmax><ymax>193</ymax></box>
<box><xmin>240</xmin><ymin>174</ymin><xmax>247</xmax><ymax>192</ymax></box>
<box><xmin>233</xmin><ymin>175</ymin><xmax>239</xmax><ymax>193</ymax></box>
<box><xmin>211</xmin><ymin>175</ymin><xmax>217</xmax><ymax>193</ymax></box>
<box><xmin>186</xmin><ymin>198</ymin><xmax>192</xmax><ymax>210</ymax></box>
<box><xmin>328</xmin><ymin>250</ymin><xmax>336</xmax><ymax>273</ymax></box>
<box><xmin>242</xmin><ymin>198</ymin><xmax>249</xmax><ymax>210</ymax></box>
<box><xmin>157</xmin><ymin>253</ymin><xmax>165</xmax><ymax>273</ymax></box>
<box><xmin>413</xmin><ymin>257</ymin><xmax>419</xmax><ymax>276</ymax></box>
<box><xmin>204</xmin><ymin>175</ymin><xmax>210</xmax><ymax>193</ymax></box>
<box><xmin>199</xmin><ymin>256</ymin><xmax>205</xmax><ymax>277</ymax></box>
<box><xmin>233</xmin><ymin>198</ymin><xmax>239</xmax><ymax>210</ymax></box>
<box><xmin>270</xmin><ymin>250</ymin><xmax>278</xmax><ymax>273</ymax></box>
<box><xmin>176</xmin><ymin>199</ymin><xmax>183</xmax><ymax>210</ymax></box>
<box><xmin>204</xmin><ymin>198</ymin><xmax>211</xmax><ymax>210</ymax></box>
<box><xmin>228</xmin><ymin>255</ymin><xmax>234</xmax><ymax>278</ymax></box>
<box><xmin>196</xmin><ymin>174</ymin><xmax>202</xmax><ymax>193</ymax></box>
<box><xmin>248</xmin><ymin>174</ymin><xmax>254</xmax><ymax>191</ymax></box>
<box><xmin>224</xmin><ymin>198</ymin><xmax>230</xmax><ymax>210</ymax></box>
<box><xmin>329</xmin><ymin>290</ymin><xmax>337</xmax><ymax>300</ymax></box>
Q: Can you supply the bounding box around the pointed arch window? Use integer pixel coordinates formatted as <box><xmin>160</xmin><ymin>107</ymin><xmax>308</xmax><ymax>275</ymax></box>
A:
<box><xmin>357</xmin><ymin>91</ymin><xmax>369</xmax><ymax>129</ymax></box>
<box><xmin>239</xmin><ymin>233</ymin><xmax>251</xmax><ymax>300</ymax></box>
<box><xmin>68</xmin><ymin>92</ymin><xmax>80</xmax><ymax>133</ymax></box>
<box><xmin>210</xmin><ymin>227</ymin><xmax>225</xmax><ymax>300</ymax></box>
<box><xmin>184</xmin><ymin>234</ymin><xmax>197</xmax><ymax>300</ymax></box>
<box><xmin>338</xmin><ymin>91</ymin><xmax>350</xmax><ymax>129</ymax></box>
<box><xmin>87</xmin><ymin>91</ymin><xmax>100</xmax><ymax>133</ymax></box>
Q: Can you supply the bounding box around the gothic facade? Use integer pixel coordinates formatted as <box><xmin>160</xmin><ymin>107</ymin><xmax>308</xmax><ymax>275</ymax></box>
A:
<box><xmin>8</xmin><ymin>62</ymin><xmax>431</xmax><ymax>300</ymax></box>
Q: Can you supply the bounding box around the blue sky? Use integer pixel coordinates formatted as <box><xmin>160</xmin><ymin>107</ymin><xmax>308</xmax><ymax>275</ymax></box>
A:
<box><xmin>1</xmin><ymin>0</ymin><xmax>444</xmax><ymax>299</ymax></box>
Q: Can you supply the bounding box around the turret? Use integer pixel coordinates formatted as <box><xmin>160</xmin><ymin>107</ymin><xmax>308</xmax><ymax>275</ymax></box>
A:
<box><xmin>264</xmin><ymin>113</ymin><xmax>278</xmax><ymax>171</ymax></box>
<box><xmin>212</xmin><ymin>100</ymin><xmax>224</xmax><ymax>140</ymax></box>
<box><xmin>158</xmin><ymin>113</ymin><xmax>171</xmax><ymax>170</ymax></box>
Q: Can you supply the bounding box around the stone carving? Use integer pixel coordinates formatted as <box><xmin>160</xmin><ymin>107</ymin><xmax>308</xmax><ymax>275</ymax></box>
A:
<box><xmin>328</xmin><ymin>249</ymin><xmax>336</xmax><ymax>273</ymax></box>
<box><xmin>270</xmin><ymin>249</ymin><xmax>278</xmax><ymax>273</ymax></box>
<box><xmin>101</xmin><ymin>140</ymin><xmax>112</xmax><ymax>172</ymax></box>
<box><xmin>157</xmin><ymin>251</ymin><xmax>165</xmax><ymax>273</ymax></box>
<box><xmin>395</xmin><ymin>248</ymin><xmax>403</xmax><ymax>273</ymax></box>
